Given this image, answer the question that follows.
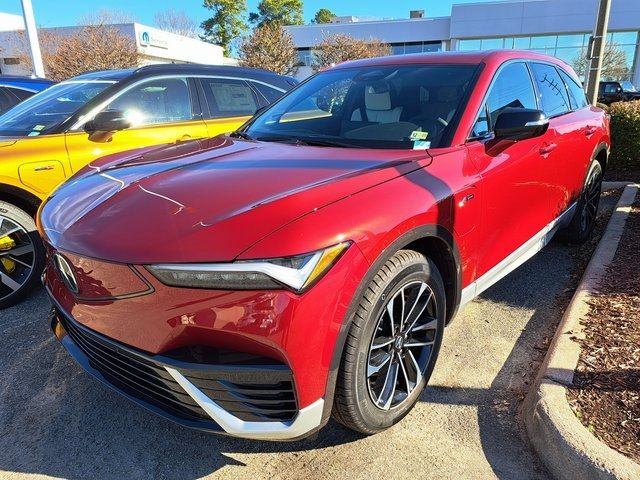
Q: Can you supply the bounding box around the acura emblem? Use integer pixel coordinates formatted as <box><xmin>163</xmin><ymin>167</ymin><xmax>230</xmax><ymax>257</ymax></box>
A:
<box><xmin>54</xmin><ymin>253</ymin><xmax>79</xmax><ymax>294</ymax></box>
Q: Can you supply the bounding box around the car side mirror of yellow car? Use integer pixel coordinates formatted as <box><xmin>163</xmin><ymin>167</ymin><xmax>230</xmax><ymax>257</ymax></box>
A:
<box><xmin>85</xmin><ymin>110</ymin><xmax>132</xmax><ymax>134</ymax></box>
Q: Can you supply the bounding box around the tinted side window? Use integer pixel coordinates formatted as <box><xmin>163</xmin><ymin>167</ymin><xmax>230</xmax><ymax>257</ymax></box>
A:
<box><xmin>7</xmin><ymin>87</ymin><xmax>34</xmax><ymax>101</ymax></box>
<box><xmin>0</xmin><ymin>87</ymin><xmax>18</xmax><ymax>113</ymax></box>
<box><xmin>199</xmin><ymin>78</ymin><xmax>258</xmax><ymax>118</ymax></box>
<box><xmin>473</xmin><ymin>62</ymin><xmax>537</xmax><ymax>137</ymax></box>
<box><xmin>531</xmin><ymin>63</ymin><xmax>571</xmax><ymax>117</ymax></box>
<box><xmin>252</xmin><ymin>82</ymin><xmax>285</xmax><ymax>104</ymax></box>
<box><xmin>604</xmin><ymin>83</ymin><xmax>619</xmax><ymax>93</ymax></box>
<box><xmin>558</xmin><ymin>69</ymin><xmax>588</xmax><ymax>110</ymax></box>
<box><xmin>103</xmin><ymin>77</ymin><xmax>194</xmax><ymax>127</ymax></box>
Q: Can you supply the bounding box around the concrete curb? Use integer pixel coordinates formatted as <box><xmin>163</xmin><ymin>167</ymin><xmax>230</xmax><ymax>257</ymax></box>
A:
<box><xmin>524</xmin><ymin>184</ymin><xmax>640</xmax><ymax>480</ymax></box>
<box><xmin>602</xmin><ymin>181</ymin><xmax>634</xmax><ymax>191</ymax></box>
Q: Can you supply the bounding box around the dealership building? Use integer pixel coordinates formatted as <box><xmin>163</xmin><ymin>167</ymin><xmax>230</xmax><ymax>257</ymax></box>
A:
<box><xmin>0</xmin><ymin>12</ymin><xmax>230</xmax><ymax>76</ymax></box>
<box><xmin>286</xmin><ymin>0</ymin><xmax>640</xmax><ymax>84</ymax></box>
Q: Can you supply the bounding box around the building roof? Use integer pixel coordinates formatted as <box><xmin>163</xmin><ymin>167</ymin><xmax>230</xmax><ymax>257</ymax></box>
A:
<box><xmin>330</xmin><ymin>49</ymin><xmax>571</xmax><ymax>69</ymax></box>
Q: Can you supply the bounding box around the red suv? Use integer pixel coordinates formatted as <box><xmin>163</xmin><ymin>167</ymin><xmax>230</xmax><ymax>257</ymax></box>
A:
<box><xmin>39</xmin><ymin>51</ymin><xmax>609</xmax><ymax>440</ymax></box>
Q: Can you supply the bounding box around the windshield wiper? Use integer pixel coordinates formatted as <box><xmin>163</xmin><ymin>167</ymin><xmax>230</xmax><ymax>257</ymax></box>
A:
<box><xmin>229</xmin><ymin>131</ymin><xmax>253</xmax><ymax>140</ymax></box>
<box><xmin>256</xmin><ymin>135</ymin><xmax>357</xmax><ymax>148</ymax></box>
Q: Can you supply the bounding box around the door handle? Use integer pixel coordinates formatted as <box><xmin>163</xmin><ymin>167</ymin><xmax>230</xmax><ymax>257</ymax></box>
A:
<box><xmin>539</xmin><ymin>143</ymin><xmax>558</xmax><ymax>155</ymax></box>
<box><xmin>178</xmin><ymin>134</ymin><xmax>192</xmax><ymax>142</ymax></box>
<box><xmin>584</xmin><ymin>126</ymin><xmax>598</xmax><ymax>136</ymax></box>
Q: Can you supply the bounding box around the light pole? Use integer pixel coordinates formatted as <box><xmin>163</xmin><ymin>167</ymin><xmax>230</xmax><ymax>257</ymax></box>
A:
<box><xmin>585</xmin><ymin>0</ymin><xmax>612</xmax><ymax>105</ymax></box>
<box><xmin>20</xmin><ymin>0</ymin><xmax>45</xmax><ymax>78</ymax></box>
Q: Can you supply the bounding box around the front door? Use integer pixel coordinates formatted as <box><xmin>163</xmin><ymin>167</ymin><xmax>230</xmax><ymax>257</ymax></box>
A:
<box><xmin>466</xmin><ymin>61</ymin><xmax>557</xmax><ymax>281</ymax></box>
<box><xmin>65</xmin><ymin>76</ymin><xmax>208</xmax><ymax>173</ymax></box>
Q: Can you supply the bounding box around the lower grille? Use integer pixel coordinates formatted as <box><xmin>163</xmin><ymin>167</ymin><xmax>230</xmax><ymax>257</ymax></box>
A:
<box><xmin>54</xmin><ymin>309</ymin><xmax>298</xmax><ymax>425</ymax></box>
<box><xmin>58</xmin><ymin>312</ymin><xmax>212</xmax><ymax>423</ymax></box>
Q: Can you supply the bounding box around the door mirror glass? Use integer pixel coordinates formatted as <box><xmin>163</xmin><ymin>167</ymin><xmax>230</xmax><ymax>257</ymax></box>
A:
<box><xmin>86</xmin><ymin>110</ymin><xmax>131</xmax><ymax>132</ymax></box>
<box><xmin>494</xmin><ymin>108</ymin><xmax>549</xmax><ymax>141</ymax></box>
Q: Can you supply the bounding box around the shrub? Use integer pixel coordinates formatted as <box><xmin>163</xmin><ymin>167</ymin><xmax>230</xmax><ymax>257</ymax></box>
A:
<box><xmin>609</xmin><ymin>101</ymin><xmax>640</xmax><ymax>168</ymax></box>
<box><xmin>311</xmin><ymin>33</ymin><xmax>391</xmax><ymax>72</ymax></box>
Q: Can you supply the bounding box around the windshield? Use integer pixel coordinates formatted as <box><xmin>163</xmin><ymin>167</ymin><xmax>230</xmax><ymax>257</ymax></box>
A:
<box><xmin>244</xmin><ymin>64</ymin><xmax>478</xmax><ymax>149</ymax></box>
<box><xmin>0</xmin><ymin>80</ymin><xmax>113</xmax><ymax>136</ymax></box>
<box><xmin>620</xmin><ymin>81</ymin><xmax>637</xmax><ymax>92</ymax></box>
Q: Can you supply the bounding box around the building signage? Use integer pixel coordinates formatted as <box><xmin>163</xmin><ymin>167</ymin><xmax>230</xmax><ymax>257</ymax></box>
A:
<box><xmin>139</xmin><ymin>31</ymin><xmax>168</xmax><ymax>49</ymax></box>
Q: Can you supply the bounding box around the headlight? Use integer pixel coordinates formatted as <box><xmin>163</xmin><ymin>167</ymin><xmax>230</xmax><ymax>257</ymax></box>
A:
<box><xmin>146</xmin><ymin>242</ymin><xmax>351</xmax><ymax>293</ymax></box>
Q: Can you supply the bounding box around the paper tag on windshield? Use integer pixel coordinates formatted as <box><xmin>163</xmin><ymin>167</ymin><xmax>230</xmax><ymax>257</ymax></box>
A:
<box><xmin>409</xmin><ymin>130</ymin><xmax>429</xmax><ymax>141</ymax></box>
<box><xmin>413</xmin><ymin>140</ymin><xmax>431</xmax><ymax>150</ymax></box>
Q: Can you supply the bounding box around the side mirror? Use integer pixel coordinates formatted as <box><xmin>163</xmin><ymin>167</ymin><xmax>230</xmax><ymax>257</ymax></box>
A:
<box><xmin>494</xmin><ymin>108</ymin><xmax>549</xmax><ymax>141</ymax></box>
<box><xmin>85</xmin><ymin>110</ymin><xmax>131</xmax><ymax>133</ymax></box>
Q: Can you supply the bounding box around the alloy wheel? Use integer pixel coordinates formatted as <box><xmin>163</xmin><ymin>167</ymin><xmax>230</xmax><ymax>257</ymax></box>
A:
<box><xmin>366</xmin><ymin>280</ymin><xmax>439</xmax><ymax>410</ymax></box>
<box><xmin>0</xmin><ymin>216</ymin><xmax>36</xmax><ymax>302</ymax></box>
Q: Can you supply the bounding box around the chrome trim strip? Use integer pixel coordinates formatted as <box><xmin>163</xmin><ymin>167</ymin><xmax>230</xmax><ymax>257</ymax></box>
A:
<box><xmin>524</xmin><ymin>120</ymin><xmax>548</xmax><ymax>127</ymax></box>
<box><xmin>0</xmin><ymin>85</ymin><xmax>38</xmax><ymax>93</ymax></box>
<box><xmin>165</xmin><ymin>367</ymin><xmax>324</xmax><ymax>440</ymax></box>
<box><xmin>460</xmin><ymin>203</ymin><xmax>577</xmax><ymax>306</ymax></box>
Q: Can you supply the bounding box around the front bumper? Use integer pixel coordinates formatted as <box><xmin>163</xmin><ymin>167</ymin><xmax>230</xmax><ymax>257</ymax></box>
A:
<box><xmin>50</xmin><ymin>305</ymin><xmax>324</xmax><ymax>440</ymax></box>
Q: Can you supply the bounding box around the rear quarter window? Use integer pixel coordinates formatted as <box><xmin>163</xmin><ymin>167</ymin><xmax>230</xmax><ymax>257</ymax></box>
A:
<box><xmin>558</xmin><ymin>69</ymin><xmax>588</xmax><ymax>110</ymax></box>
<box><xmin>531</xmin><ymin>62</ymin><xmax>571</xmax><ymax>117</ymax></box>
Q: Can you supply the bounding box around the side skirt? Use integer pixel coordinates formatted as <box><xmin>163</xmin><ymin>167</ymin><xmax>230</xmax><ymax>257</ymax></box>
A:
<box><xmin>460</xmin><ymin>203</ymin><xmax>577</xmax><ymax>306</ymax></box>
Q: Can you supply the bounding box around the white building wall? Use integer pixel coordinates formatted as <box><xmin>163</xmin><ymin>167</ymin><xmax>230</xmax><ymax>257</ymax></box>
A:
<box><xmin>0</xmin><ymin>20</ymin><xmax>226</xmax><ymax>76</ymax></box>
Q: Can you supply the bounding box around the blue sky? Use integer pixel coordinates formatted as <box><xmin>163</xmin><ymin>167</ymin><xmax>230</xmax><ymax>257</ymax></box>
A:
<box><xmin>2</xmin><ymin>0</ymin><xmax>493</xmax><ymax>27</ymax></box>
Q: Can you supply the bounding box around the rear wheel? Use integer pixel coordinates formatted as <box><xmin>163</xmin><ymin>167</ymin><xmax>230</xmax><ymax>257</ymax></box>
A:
<box><xmin>564</xmin><ymin>160</ymin><xmax>603</xmax><ymax>244</ymax></box>
<box><xmin>332</xmin><ymin>249</ymin><xmax>446</xmax><ymax>434</ymax></box>
<box><xmin>0</xmin><ymin>201</ymin><xmax>44</xmax><ymax>309</ymax></box>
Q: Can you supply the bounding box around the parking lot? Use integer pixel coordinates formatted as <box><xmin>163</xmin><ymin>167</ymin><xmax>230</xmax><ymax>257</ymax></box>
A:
<box><xmin>0</xmin><ymin>193</ymin><xmax>617</xmax><ymax>480</ymax></box>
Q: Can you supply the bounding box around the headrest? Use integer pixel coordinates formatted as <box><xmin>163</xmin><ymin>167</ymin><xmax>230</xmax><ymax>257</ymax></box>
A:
<box><xmin>437</xmin><ymin>86</ymin><xmax>457</xmax><ymax>103</ymax></box>
<box><xmin>365</xmin><ymin>86</ymin><xmax>392</xmax><ymax>111</ymax></box>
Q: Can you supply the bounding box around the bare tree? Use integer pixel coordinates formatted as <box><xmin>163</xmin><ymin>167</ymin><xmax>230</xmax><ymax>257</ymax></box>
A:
<box><xmin>15</xmin><ymin>25</ymin><xmax>140</xmax><ymax>81</ymax></box>
<box><xmin>77</xmin><ymin>9</ymin><xmax>136</xmax><ymax>25</ymax></box>
<box><xmin>573</xmin><ymin>42</ymin><xmax>630</xmax><ymax>81</ymax></box>
<box><xmin>154</xmin><ymin>9</ymin><xmax>199</xmax><ymax>38</ymax></box>
<box><xmin>311</xmin><ymin>33</ymin><xmax>391</xmax><ymax>72</ymax></box>
<box><xmin>238</xmin><ymin>24</ymin><xmax>298</xmax><ymax>76</ymax></box>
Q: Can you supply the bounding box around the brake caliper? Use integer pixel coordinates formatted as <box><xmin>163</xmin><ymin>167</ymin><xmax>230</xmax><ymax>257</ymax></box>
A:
<box><xmin>0</xmin><ymin>236</ymin><xmax>17</xmax><ymax>273</ymax></box>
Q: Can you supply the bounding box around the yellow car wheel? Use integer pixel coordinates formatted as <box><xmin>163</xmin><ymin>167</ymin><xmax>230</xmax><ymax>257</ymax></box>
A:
<box><xmin>0</xmin><ymin>201</ymin><xmax>45</xmax><ymax>309</ymax></box>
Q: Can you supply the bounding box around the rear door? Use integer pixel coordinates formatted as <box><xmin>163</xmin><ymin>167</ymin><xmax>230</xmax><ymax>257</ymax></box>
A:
<box><xmin>64</xmin><ymin>75</ymin><xmax>208</xmax><ymax>173</ymax></box>
<box><xmin>529</xmin><ymin>62</ymin><xmax>583</xmax><ymax>216</ymax></box>
<box><xmin>196</xmin><ymin>77</ymin><xmax>261</xmax><ymax>137</ymax></box>
<box><xmin>553</xmin><ymin>66</ymin><xmax>600</xmax><ymax>206</ymax></box>
<box><xmin>466</xmin><ymin>61</ymin><xmax>556</xmax><ymax>279</ymax></box>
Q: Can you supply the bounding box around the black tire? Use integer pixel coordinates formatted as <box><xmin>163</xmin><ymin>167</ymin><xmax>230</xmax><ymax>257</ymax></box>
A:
<box><xmin>563</xmin><ymin>160</ymin><xmax>603</xmax><ymax>245</ymax></box>
<box><xmin>332</xmin><ymin>249</ymin><xmax>446</xmax><ymax>434</ymax></box>
<box><xmin>0</xmin><ymin>201</ymin><xmax>45</xmax><ymax>309</ymax></box>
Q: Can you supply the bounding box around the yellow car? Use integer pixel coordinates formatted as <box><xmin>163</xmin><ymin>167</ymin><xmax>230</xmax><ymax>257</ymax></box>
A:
<box><xmin>0</xmin><ymin>64</ymin><xmax>296</xmax><ymax>308</ymax></box>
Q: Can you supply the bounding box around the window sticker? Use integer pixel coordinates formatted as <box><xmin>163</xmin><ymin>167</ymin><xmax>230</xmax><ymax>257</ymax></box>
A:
<box><xmin>409</xmin><ymin>130</ymin><xmax>429</xmax><ymax>141</ymax></box>
<box><xmin>410</xmin><ymin>130</ymin><xmax>430</xmax><ymax>149</ymax></box>
<box><xmin>413</xmin><ymin>140</ymin><xmax>431</xmax><ymax>150</ymax></box>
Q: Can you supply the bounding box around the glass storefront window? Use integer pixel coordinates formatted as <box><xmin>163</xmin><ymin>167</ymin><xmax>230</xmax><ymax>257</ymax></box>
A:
<box><xmin>556</xmin><ymin>34</ymin><xmax>587</xmax><ymax>48</ymax></box>
<box><xmin>404</xmin><ymin>42</ymin><xmax>423</xmax><ymax>54</ymax></box>
<box><xmin>530</xmin><ymin>35</ymin><xmax>557</xmax><ymax>49</ymax></box>
<box><xmin>514</xmin><ymin>37</ymin><xmax>531</xmax><ymax>49</ymax></box>
<box><xmin>481</xmin><ymin>38</ymin><xmax>504</xmax><ymax>49</ymax></box>
<box><xmin>458</xmin><ymin>39</ymin><xmax>481</xmax><ymax>50</ymax></box>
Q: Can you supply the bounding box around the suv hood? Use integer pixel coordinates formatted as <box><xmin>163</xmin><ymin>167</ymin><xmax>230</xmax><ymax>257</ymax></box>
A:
<box><xmin>39</xmin><ymin>136</ymin><xmax>427</xmax><ymax>263</ymax></box>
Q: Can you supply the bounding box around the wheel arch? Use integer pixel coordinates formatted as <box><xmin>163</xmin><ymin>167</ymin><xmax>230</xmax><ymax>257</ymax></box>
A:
<box><xmin>0</xmin><ymin>184</ymin><xmax>41</xmax><ymax>217</ymax></box>
<box><xmin>321</xmin><ymin>224</ymin><xmax>462</xmax><ymax>425</ymax></box>
<box><xmin>592</xmin><ymin>142</ymin><xmax>609</xmax><ymax>174</ymax></box>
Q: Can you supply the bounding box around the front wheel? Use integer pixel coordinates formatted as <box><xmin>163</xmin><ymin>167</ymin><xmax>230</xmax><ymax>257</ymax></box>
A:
<box><xmin>332</xmin><ymin>249</ymin><xmax>446</xmax><ymax>434</ymax></box>
<box><xmin>0</xmin><ymin>201</ymin><xmax>45</xmax><ymax>309</ymax></box>
<box><xmin>563</xmin><ymin>160</ymin><xmax>603</xmax><ymax>245</ymax></box>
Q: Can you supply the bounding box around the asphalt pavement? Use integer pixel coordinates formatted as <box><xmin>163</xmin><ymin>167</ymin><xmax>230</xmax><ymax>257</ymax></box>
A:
<box><xmin>0</xmin><ymin>193</ymin><xmax>618</xmax><ymax>480</ymax></box>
